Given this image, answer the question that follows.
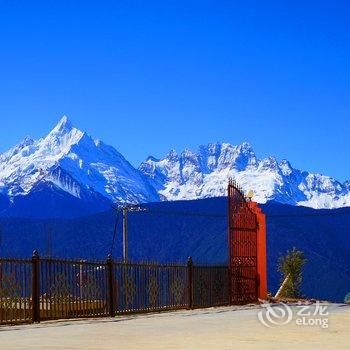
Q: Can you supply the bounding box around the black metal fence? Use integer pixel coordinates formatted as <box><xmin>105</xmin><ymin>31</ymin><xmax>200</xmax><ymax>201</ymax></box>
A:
<box><xmin>0</xmin><ymin>253</ymin><xmax>229</xmax><ymax>325</ymax></box>
<box><xmin>0</xmin><ymin>258</ymin><xmax>33</xmax><ymax>324</ymax></box>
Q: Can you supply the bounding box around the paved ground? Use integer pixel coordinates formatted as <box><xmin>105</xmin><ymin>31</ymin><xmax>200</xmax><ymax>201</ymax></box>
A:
<box><xmin>1</xmin><ymin>304</ymin><xmax>350</xmax><ymax>349</ymax></box>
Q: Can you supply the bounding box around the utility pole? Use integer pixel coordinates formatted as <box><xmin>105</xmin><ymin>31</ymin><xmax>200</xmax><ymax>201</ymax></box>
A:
<box><xmin>121</xmin><ymin>205</ymin><xmax>147</xmax><ymax>263</ymax></box>
<box><xmin>122</xmin><ymin>206</ymin><xmax>128</xmax><ymax>263</ymax></box>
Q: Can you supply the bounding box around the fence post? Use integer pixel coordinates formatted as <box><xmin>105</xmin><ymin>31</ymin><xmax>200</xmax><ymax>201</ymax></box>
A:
<box><xmin>187</xmin><ymin>256</ymin><xmax>193</xmax><ymax>309</ymax></box>
<box><xmin>32</xmin><ymin>250</ymin><xmax>40</xmax><ymax>323</ymax></box>
<box><xmin>107</xmin><ymin>254</ymin><xmax>115</xmax><ymax>317</ymax></box>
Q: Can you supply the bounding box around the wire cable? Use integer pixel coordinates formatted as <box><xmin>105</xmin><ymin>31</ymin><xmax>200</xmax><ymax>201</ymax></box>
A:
<box><xmin>146</xmin><ymin>209</ymin><xmax>226</xmax><ymax>218</ymax></box>
<box><xmin>144</xmin><ymin>208</ymin><xmax>350</xmax><ymax>219</ymax></box>
<box><xmin>109</xmin><ymin>207</ymin><xmax>120</xmax><ymax>257</ymax></box>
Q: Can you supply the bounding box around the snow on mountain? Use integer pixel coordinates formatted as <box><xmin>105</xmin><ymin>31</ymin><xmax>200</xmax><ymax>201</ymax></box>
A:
<box><xmin>139</xmin><ymin>142</ymin><xmax>350</xmax><ymax>209</ymax></box>
<box><xmin>0</xmin><ymin>117</ymin><xmax>349</xmax><ymax>213</ymax></box>
<box><xmin>0</xmin><ymin>116</ymin><xmax>159</xmax><ymax>205</ymax></box>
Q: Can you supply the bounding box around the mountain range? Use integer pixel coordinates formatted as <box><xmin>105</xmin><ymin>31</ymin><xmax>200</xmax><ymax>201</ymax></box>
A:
<box><xmin>0</xmin><ymin>116</ymin><xmax>349</xmax><ymax>218</ymax></box>
<box><xmin>1</xmin><ymin>117</ymin><xmax>350</xmax><ymax>302</ymax></box>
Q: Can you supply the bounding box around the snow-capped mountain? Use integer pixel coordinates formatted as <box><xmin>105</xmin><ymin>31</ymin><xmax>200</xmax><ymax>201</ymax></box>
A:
<box><xmin>139</xmin><ymin>142</ymin><xmax>350</xmax><ymax>209</ymax></box>
<box><xmin>0</xmin><ymin>116</ymin><xmax>159</xmax><ymax>215</ymax></box>
<box><xmin>0</xmin><ymin>116</ymin><xmax>349</xmax><ymax>218</ymax></box>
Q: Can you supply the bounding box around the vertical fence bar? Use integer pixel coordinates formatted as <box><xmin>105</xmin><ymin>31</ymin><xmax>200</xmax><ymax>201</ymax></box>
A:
<box><xmin>0</xmin><ymin>254</ymin><xmax>230</xmax><ymax>325</ymax></box>
<box><xmin>187</xmin><ymin>257</ymin><xmax>193</xmax><ymax>309</ymax></box>
<box><xmin>107</xmin><ymin>255</ymin><xmax>114</xmax><ymax>317</ymax></box>
<box><xmin>31</xmin><ymin>250</ymin><xmax>40</xmax><ymax>323</ymax></box>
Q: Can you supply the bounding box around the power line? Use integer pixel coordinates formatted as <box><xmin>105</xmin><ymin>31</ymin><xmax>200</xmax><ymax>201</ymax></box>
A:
<box><xmin>109</xmin><ymin>207</ymin><xmax>120</xmax><ymax>257</ymax></box>
<box><xmin>110</xmin><ymin>204</ymin><xmax>148</xmax><ymax>261</ymax></box>
<box><xmin>146</xmin><ymin>209</ymin><xmax>226</xmax><ymax>218</ymax></box>
<box><xmin>143</xmin><ymin>208</ymin><xmax>350</xmax><ymax>219</ymax></box>
<box><xmin>121</xmin><ymin>205</ymin><xmax>148</xmax><ymax>262</ymax></box>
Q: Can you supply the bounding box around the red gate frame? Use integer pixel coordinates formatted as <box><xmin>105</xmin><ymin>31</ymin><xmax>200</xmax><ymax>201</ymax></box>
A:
<box><xmin>228</xmin><ymin>180</ymin><xmax>267</xmax><ymax>302</ymax></box>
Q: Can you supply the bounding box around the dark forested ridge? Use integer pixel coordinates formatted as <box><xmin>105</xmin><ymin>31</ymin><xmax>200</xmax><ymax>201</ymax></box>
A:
<box><xmin>0</xmin><ymin>197</ymin><xmax>349</xmax><ymax>302</ymax></box>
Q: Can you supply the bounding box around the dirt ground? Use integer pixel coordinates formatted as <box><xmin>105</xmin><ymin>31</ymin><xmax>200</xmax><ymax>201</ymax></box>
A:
<box><xmin>1</xmin><ymin>304</ymin><xmax>349</xmax><ymax>349</ymax></box>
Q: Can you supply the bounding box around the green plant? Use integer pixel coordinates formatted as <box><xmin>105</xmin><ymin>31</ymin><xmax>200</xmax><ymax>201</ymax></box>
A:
<box><xmin>277</xmin><ymin>247</ymin><xmax>307</xmax><ymax>298</ymax></box>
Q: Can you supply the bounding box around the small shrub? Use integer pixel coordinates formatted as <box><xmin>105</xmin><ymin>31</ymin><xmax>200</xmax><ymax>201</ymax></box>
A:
<box><xmin>278</xmin><ymin>247</ymin><xmax>307</xmax><ymax>298</ymax></box>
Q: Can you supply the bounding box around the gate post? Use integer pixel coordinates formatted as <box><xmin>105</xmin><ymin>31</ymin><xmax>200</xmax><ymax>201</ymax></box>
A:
<box><xmin>107</xmin><ymin>254</ymin><xmax>115</xmax><ymax>317</ymax></box>
<box><xmin>248</xmin><ymin>202</ymin><xmax>267</xmax><ymax>300</ymax></box>
<box><xmin>227</xmin><ymin>183</ymin><xmax>233</xmax><ymax>304</ymax></box>
<box><xmin>227</xmin><ymin>180</ymin><xmax>266</xmax><ymax>304</ymax></box>
<box><xmin>32</xmin><ymin>250</ymin><xmax>40</xmax><ymax>323</ymax></box>
<box><xmin>187</xmin><ymin>256</ymin><xmax>194</xmax><ymax>309</ymax></box>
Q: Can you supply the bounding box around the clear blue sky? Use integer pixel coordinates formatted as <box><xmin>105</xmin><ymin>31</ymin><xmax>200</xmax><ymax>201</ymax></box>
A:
<box><xmin>0</xmin><ymin>1</ymin><xmax>349</xmax><ymax>181</ymax></box>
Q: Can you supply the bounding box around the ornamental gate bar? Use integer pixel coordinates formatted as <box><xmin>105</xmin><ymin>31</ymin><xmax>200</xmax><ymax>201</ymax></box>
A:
<box><xmin>228</xmin><ymin>179</ymin><xmax>259</xmax><ymax>304</ymax></box>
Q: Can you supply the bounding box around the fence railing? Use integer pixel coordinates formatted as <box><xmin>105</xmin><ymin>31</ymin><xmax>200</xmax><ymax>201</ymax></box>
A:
<box><xmin>0</xmin><ymin>252</ymin><xmax>229</xmax><ymax>325</ymax></box>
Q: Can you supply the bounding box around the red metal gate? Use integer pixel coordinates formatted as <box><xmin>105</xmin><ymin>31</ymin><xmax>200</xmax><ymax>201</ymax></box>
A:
<box><xmin>228</xmin><ymin>179</ymin><xmax>258</xmax><ymax>304</ymax></box>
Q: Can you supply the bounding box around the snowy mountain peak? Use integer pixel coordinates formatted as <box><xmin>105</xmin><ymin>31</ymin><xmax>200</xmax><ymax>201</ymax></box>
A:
<box><xmin>44</xmin><ymin>116</ymin><xmax>83</xmax><ymax>150</ymax></box>
<box><xmin>54</xmin><ymin>115</ymin><xmax>72</xmax><ymax>131</ymax></box>
<box><xmin>0</xmin><ymin>117</ymin><xmax>159</xmax><ymax>204</ymax></box>
<box><xmin>21</xmin><ymin>136</ymin><xmax>35</xmax><ymax>146</ymax></box>
<box><xmin>139</xmin><ymin>142</ymin><xmax>350</xmax><ymax>209</ymax></box>
<box><xmin>196</xmin><ymin>141</ymin><xmax>257</xmax><ymax>172</ymax></box>
<box><xmin>237</xmin><ymin>141</ymin><xmax>253</xmax><ymax>152</ymax></box>
<box><xmin>166</xmin><ymin>149</ymin><xmax>178</xmax><ymax>160</ymax></box>
<box><xmin>279</xmin><ymin>159</ymin><xmax>293</xmax><ymax>176</ymax></box>
<box><xmin>1</xmin><ymin>119</ymin><xmax>349</xmax><ymax>214</ymax></box>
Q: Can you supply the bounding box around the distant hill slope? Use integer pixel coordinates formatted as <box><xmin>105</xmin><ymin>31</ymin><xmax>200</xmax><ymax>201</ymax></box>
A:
<box><xmin>0</xmin><ymin>198</ymin><xmax>349</xmax><ymax>302</ymax></box>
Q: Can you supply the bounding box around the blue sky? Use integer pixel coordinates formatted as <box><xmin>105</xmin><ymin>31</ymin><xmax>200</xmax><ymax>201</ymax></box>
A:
<box><xmin>0</xmin><ymin>1</ymin><xmax>349</xmax><ymax>181</ymax></box>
